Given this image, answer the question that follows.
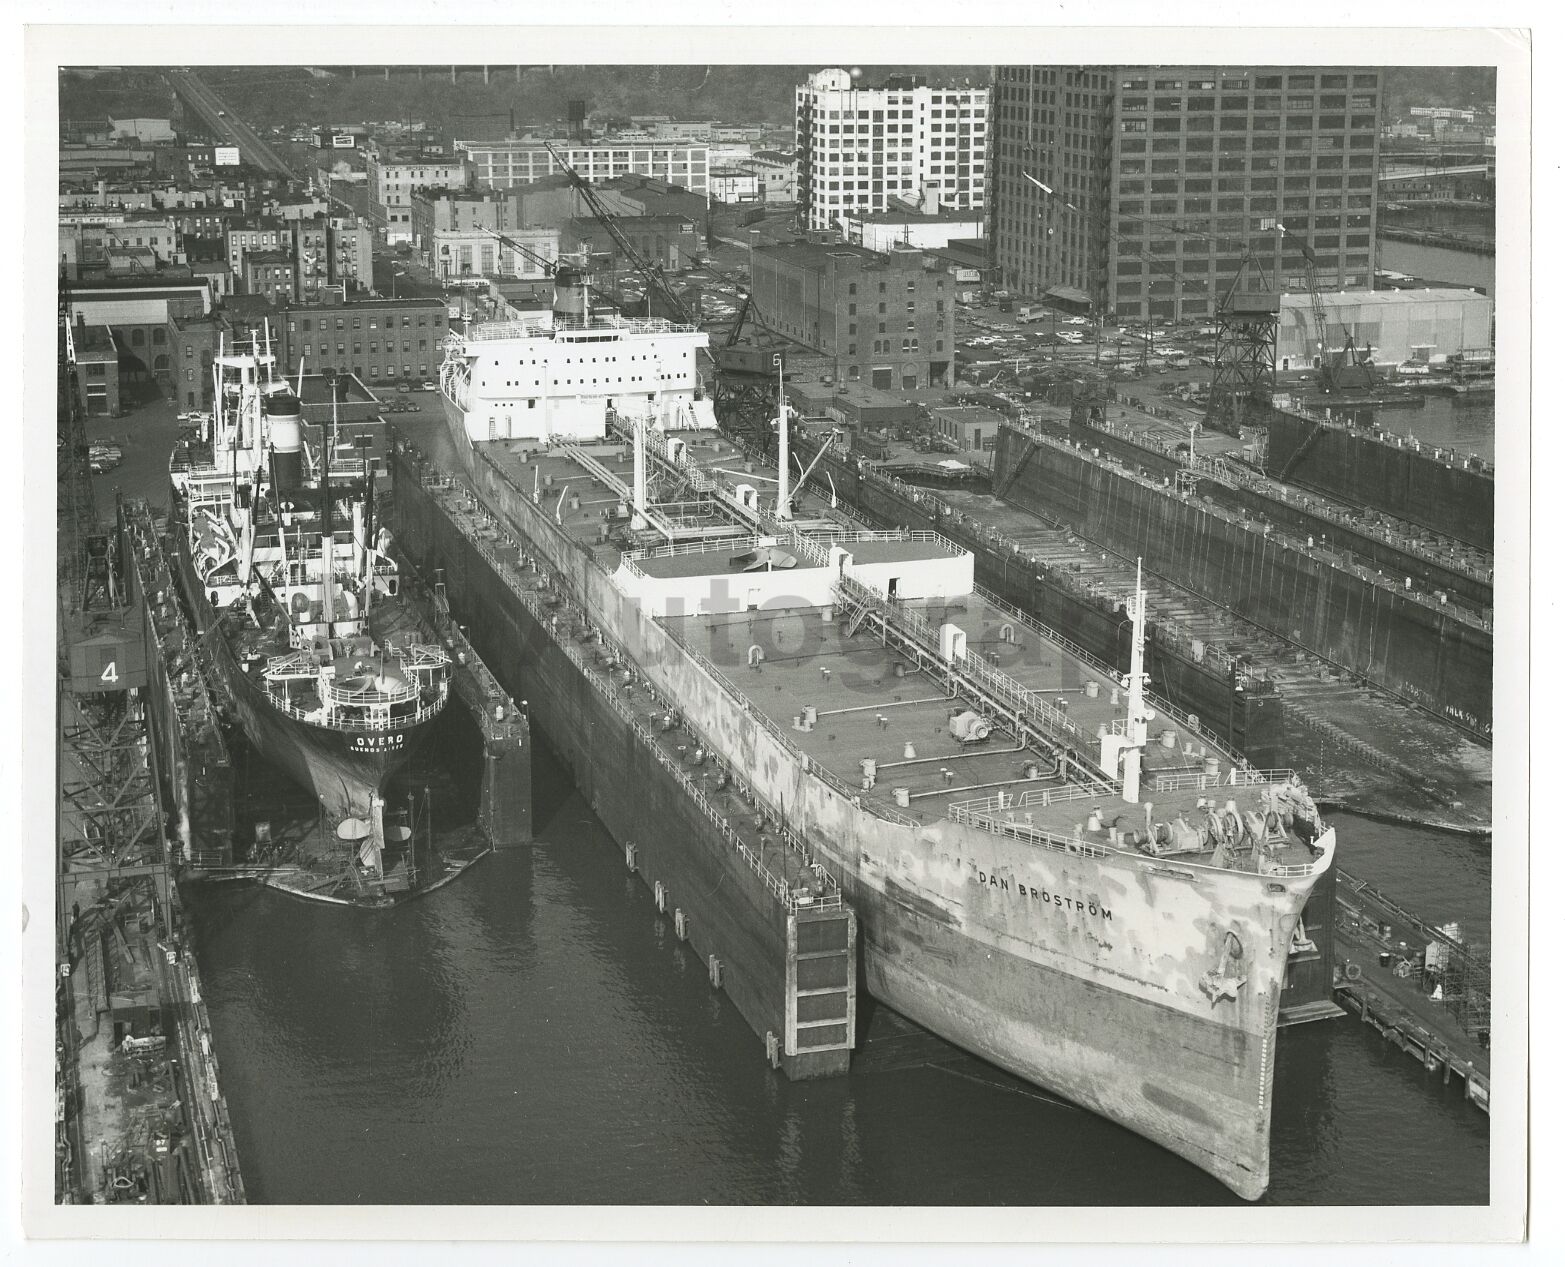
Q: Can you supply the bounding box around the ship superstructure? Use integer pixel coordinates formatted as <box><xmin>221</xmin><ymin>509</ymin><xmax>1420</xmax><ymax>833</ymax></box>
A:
<box><xmin>170</xmin><ymin>331</ymin><xmax>450</xmax><ymax>865</ymax></box>
<box><xmin>439</xmin><ymin>261</ymin><xmax>717</xmax><ymax>448</ymax></box>
<box><xmin>429</xmin><ymin>284</ymin><xmax>1335</xmax><ymax>1199</ymax></box>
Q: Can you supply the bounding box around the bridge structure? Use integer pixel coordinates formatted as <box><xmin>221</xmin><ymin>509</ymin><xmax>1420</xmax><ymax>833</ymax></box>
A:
<box><xmin>165</xmin><ymin>68</ymin><xmax>296</xmax><ymax>180</ymax></box>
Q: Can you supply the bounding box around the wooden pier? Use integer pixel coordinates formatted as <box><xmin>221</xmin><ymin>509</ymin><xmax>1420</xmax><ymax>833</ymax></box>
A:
<box><xmin>1332</xmin><ymin>868</ymin><xmax>1490</xmax><ymax>1113</ymax></box>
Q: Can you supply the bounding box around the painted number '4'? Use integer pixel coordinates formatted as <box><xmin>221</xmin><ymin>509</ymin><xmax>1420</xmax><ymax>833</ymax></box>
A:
<box><xmin>100</xmin><ymin>661</ymin><xmax>118</xmax><ymax>685</ymax></box>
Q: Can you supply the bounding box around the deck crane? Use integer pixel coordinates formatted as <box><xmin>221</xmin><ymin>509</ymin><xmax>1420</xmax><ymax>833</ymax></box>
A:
<box><xmin>543</xmin><ymin>141</ymin><xmax>697</xmax><ymax>328</ymax></box>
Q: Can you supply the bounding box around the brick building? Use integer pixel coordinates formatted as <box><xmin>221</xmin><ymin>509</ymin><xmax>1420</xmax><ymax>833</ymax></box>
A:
<box><xmin>242</xmin><ymin>249</ymin><xmax>296</xmax><ymax>304</ymax></box>
<box><xmin>749</xmin><ymin>241</ymin><xmax>956</xmax><ymax>389</ymax></box>
<box><xmin>277</xmin><ymin>297</ymin><xmax>449</xmax><ymax>386</ymax></box>
<box><xmin>72</xmin><ymin>322</ymin><xmax>121</xmax><ymax>416</ymax></box>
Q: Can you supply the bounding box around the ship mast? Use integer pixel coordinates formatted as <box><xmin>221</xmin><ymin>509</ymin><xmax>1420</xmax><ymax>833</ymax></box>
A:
<box><xmin>774</xmin><ymin>359</ymin><xmax>791</xmax><ymax>522</ymax></box>
<box><xmin>1121</xmin><ymin>557</ymin><xmax>1149</xmax><ymax>804</ymax></box>
<box><xmin>320</xmin><ymin>372</ymin><xmax>338</xmax><ymax>638</ymax></box>
<box><xmin>631</xmin><ymin>410</ymin><xmax>649</xmax><ymax>530</ymax></box>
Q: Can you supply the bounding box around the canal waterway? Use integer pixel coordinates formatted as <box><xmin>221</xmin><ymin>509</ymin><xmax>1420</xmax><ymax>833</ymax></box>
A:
<box><xmin>184</xmin><ymin>738</ymin><xmax>1490</xmax><ymax>1208</ymax></box>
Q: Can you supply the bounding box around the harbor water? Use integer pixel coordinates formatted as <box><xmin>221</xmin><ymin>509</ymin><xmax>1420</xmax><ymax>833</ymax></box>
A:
<box><xmin>184</xmin><ymin>737</ymin><xmax>1490</xmax><ymax>1207</ymax></box>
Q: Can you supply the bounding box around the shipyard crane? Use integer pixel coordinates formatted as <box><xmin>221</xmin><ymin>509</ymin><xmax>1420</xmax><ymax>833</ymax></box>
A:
<box><xmin>542</xmin><ymin>141</ymin><xmax>697</xmax><ymax>328</ymax></box>
<box><xmin>478</xmin><ymin>227</ymin><xmax>627</xmax><ymax>313</ymax></box>
<box><xmin>1277</xmin><ymin>223</ymin><xmax>1378</xmax><ymax>394</ymax></box>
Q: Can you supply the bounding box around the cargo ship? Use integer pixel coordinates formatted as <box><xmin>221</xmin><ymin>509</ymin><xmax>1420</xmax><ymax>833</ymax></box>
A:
<box><xmin>433</xmin><ymin>273</ymin><xmax>1336</xmax><ymax>1200</ymax></box>
<box><xmin>170</xmin><ymin>331</ymin><xmax>450</xmax><ymax>862</ymax></box>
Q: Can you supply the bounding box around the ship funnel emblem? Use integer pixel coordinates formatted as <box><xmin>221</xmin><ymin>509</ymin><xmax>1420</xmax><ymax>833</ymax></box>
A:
<box><xmin>1198</xmin><ymin>930</ymin><xmax>1249</xmax><ymax>1005</ymax></box>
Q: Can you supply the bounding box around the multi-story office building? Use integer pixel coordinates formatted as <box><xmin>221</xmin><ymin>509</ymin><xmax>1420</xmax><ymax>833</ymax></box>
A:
<box><xmin>276</xmin><ymin>296</ymin><xmax>449</xmax><ymax>385</ymax></box>
<box><xmin>749</xmin><ymin>241</ymin><xmax>956</xmax><ymax>389</ymax></box>
<box><xmin>456</xmin><ymin>139</ymin><xmax>710</xmax><ymax>196</ymax></box>
<box><xmin>988</xmin><ymin>65</ymin><xmax>1383</xmax><ymax>322</ymax></box>
<box><xmin>795</xmin><ymin>69</ymin><xmax>988</xmax><ymax>232</ymax></box>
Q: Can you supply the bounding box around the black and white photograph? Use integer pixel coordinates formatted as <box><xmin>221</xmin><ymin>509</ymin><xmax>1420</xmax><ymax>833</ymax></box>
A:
<box><xmin>17</xmin><ymin>9</ymin><xmax>1536</xmax><ymax>1255</ymax></box>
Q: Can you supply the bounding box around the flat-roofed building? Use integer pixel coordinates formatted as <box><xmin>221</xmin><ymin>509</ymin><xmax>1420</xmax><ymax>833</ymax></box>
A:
<box><xmin>277</xmin><ymin>296</ymin><xmax>449</xmax><ymax>386</ymax></box>
<box><xmin>458</xmin><ymin>138</ymin><xmax>710</xmax><ymax>196</ymax></box>
<box><xmin>988</xmin><ymin>65</ymin><xmax>1383</xmax><ymax>322</ymax></box>
<box><xmin>72</xmin><ymin>322</ymin><xmax>121</xmax><ymax>416</ymax></box>
<box><xmin>796</xmin><ymin>69</ymin><xmax>988</xmax><ymax>232</ymax></box>
<box><xmin>750</xmin><ymin>240</ymin><xmax>956</xmax><ymax>389</ymax></box>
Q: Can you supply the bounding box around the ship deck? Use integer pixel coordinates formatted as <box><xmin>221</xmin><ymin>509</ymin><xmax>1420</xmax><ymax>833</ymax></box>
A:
<box><xmin>464</xmin><ymin>428</ymin><xmax>1322</xmax><ymax>873</ymax></box>
<box><xmin>660</xmin><ymin>598</ymin><xmax>1321</xmax><ymax>871</ymax></box>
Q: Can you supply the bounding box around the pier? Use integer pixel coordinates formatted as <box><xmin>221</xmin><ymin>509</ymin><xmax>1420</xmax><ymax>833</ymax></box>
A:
<box><xmin>1332</xmin><ymin>868</ymin><xmax>1490</xmax><ymax>1111</ymax></box>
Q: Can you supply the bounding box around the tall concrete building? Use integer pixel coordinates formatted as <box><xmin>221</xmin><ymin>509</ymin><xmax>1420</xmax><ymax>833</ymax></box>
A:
<box><xmin>796</xmin><ymin>69</ymin><xmax>988</xmax><ymax>233</ymax></box>
<box><xmin>988</xmin><ymin>66</ymin><xmax>1383</xmax><ymax>322</ymax></box>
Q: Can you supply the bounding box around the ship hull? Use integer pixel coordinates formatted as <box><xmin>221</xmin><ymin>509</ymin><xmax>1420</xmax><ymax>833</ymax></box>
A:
<box><xmin>409</xmin><ymin>400</ymin><xmax>1322</xmax><ymax>1202</ymax></box>
<box><xmin>859</xmin><ymin>877</ymin><xmax>1277</xmax><ymax>1199</ymax></box>
<box><xmin>173</xmin><ymin>537</ymin><xmax>436</xmax><ymax>820</ymax></box>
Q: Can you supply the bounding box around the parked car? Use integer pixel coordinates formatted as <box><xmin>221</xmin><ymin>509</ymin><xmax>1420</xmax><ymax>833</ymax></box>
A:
<box><xmin>88</xmin><ymin>444</ymin><xmax>122</xmax><ymax>474</ymax></box>
<box><xmin>421</xmin><ymin>380</ymin><xmax>437</xmax><ymax>391</ymax></box>
<box><xmin>396</xmin><ymin>382</ymin><xmax>412</xmax><ymax>393</ymax></box>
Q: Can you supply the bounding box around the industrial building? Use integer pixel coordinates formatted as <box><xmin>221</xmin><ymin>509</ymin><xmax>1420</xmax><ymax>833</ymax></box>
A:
<box><xmin>1275</xmin><ymin>288</ymin><xmax>1494</xmax><ymax>371</ymax></box>
<box><xmin>749</xmin><ymin>240</ymin><xmax>956</xmax><ymax>389</ymax></box>
<box><xmin>456</xmin><ymin>139</ymin><xmax>710</xmax><ymax>196</ymax></box>
<box><xmin>795</xmin><ymin>69</ymin><xmax>988</xmax><ymax>232</ymax></box>
<box><xmin>276</xmin><ymin>296</ymin><xmax>449</xmax><ymax>385</ymax></box>
<box><xmin>988</xmin><ymin>66</ymin><xmax>1383</xmax><ymax>321</ymax></box>
<box><xmin>843</xmin><ymin>209</ymin><xmax>985</xmax><ymax>254</ymax></box>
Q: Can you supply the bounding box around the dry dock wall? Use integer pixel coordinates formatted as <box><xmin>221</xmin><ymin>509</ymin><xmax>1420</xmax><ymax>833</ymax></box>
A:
<box><xmin>1265</xmin><ymin>412</ymin><xmax>1494</xmax><ymax>551</ymax></box>
<box><xmin>1065</xmin><ymin>418</ymin><xmax>1491</xmax><ymax>611</ymax></box>
<box><xmin>995</xmin><ymin>426</ymin><xmax>1493</xmax><ymax>732</ymax></box>
<box><xmin>392</xmin><ymin>459</ymin><xmax>851</xmax><ymax>1079</ymax></box>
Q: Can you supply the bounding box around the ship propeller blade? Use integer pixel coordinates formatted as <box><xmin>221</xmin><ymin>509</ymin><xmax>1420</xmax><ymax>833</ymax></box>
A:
<box><xmin>336</xmin><ymin>817</ymin><xmax>372</xmax><ymax>841</ymax></box>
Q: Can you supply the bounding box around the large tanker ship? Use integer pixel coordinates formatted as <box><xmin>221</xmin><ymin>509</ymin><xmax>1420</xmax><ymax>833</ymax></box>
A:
<box><xmin>171</xmin><ymin>332</ymin><xmax>450</xmax><ymax>862</ymax></box>
<box><xmin>434</xmin><ymin>271</ymin><xmax>1335</xmax><ymax>1199</ymax></box>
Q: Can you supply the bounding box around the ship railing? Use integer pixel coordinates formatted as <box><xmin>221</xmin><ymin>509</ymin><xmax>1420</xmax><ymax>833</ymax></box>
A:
<box><xmin>949</xmin><ymin>784</ymin><xmax>1104</xmax><ymax>818</ymax></box>
<box><xmin>461</xmin><ymin>319</ymin><xmax>555</xmax><ymax>342</ymax></box>
<box><xmin>327</xmin><ymin>674</ymin><xmax>423</xmax><ymax>707</ymax></box>
<box><xmin>800</xmin><ymin>527</ymin><xmax>964</xmax><ymax>556</ymax></box>
<box><xmin>779</xmin><ymin>524</ymin><xmax>832</xmax><ymax>567</ymax></box>
<box><xmin>262</xmin><ymin>688</ymin><xmax>445</xmax><ymax>731</ymax></box>
<box><xmin>630</xmin><ymin>534</ymin><xmax>757</xmax><ymax>561</ymax></box>
<box><xmin>947</xmin><ymin>802</ymin><xmax>1112</xmax><ymax>859</ymax></box>
<box><xmin>398</xmin><ymin>644</ymin><xmax>453</xmax><ymax>672</ymax></box>
<box><xmin>1152</xmin><ymin>767</ymin><xmax>1299</xmax><ymax>793</ymax></box>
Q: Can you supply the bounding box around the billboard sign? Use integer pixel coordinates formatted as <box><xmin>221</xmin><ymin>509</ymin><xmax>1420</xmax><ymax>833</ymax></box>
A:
<box><xmin>214</xmin><ymin>145</ymin><xmax>241</xmax><ymax>166</ymax></box>
<box><xmin>332</xmin><ymin>134</ymin><xmax>357</xmax><ymax>149</ymax></box>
